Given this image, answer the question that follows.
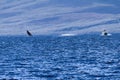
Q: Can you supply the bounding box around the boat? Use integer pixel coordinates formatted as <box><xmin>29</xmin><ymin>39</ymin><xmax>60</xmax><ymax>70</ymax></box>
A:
<box><xmin>60</xmin><ymin>33</ymin><xmax>76</xmax><ymax>37</ymax></box>
<box><xmin>101</xmin><ymin>30</ymin><xmax>111</xmax><ymax>36</ymax></box>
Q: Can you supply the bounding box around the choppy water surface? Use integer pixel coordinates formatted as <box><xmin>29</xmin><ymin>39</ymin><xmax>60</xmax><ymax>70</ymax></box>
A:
<box><xmin>0</xmin><ymin>34</ymin><xmax>120</xmax><ymax>80</ymax></box>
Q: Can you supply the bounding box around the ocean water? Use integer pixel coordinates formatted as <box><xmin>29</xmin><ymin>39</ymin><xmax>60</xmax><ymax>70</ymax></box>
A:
<box><xmin>0</xmin><ymin>34</ymin><xmax>120</xmax><ymax>80</ymax></box>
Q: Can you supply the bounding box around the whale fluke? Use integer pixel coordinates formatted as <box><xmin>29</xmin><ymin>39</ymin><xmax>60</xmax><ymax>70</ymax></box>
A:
<box><xmin>26</xmin><ymin>30</ymin><xmax>32</xmax><ymax>36</ymax></box>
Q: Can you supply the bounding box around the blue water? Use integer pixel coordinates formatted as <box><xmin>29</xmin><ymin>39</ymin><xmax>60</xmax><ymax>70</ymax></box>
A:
<box><xmin>0</xmin><ymin>34</ymin><xmax>120</xmax><ymax>80</ymax></box>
